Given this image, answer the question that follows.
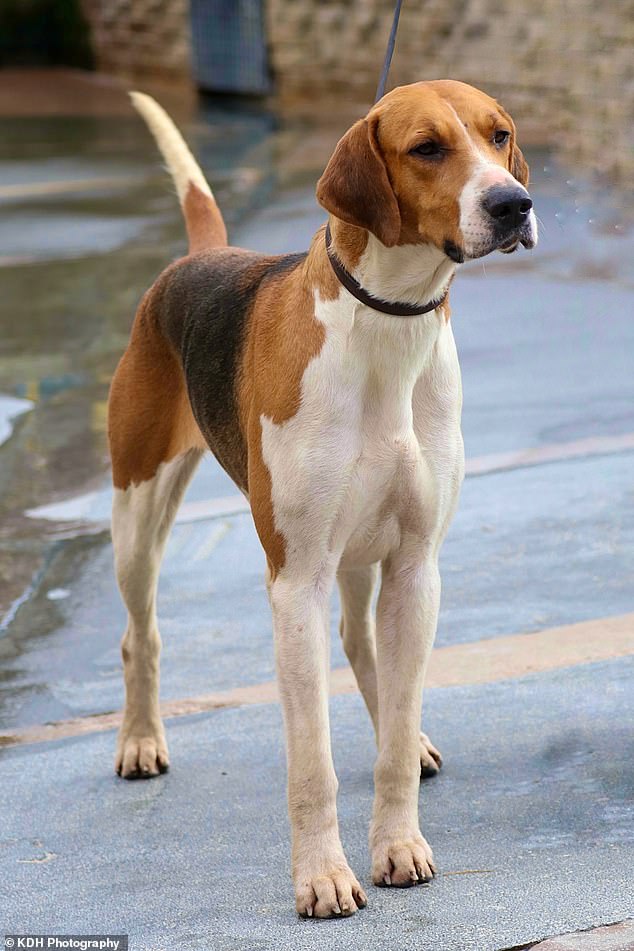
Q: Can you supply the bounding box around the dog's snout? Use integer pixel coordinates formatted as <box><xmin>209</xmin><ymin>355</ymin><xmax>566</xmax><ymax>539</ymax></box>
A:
<box><xmin>483</xmin><ymin>186</ymin><xmax>533</xmax><ymax>229</ymax></box>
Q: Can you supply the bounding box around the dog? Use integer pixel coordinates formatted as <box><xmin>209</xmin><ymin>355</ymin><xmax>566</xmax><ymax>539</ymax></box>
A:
<box><xmin>108</xmin><ymin>80</ymin><xmax>536</xmax><ymax>919</ymax></box>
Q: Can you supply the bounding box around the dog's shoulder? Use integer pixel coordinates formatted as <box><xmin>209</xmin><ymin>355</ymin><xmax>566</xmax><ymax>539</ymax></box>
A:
<box><xmin>150</xmin><ymin>247</ymin><xmax>305</xmax><ymax>353</ymax></box>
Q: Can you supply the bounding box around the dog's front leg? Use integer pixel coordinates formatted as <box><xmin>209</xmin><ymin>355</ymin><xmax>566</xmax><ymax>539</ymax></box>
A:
<box><xmin>270</xmin><ymin>572</ymin><xmax>367</xmax><ymax>918</ymax></box>
<box><xmin>370</xmin><ymin>549</ymin><xmax>440</xmax><ymax>887</ymax></box>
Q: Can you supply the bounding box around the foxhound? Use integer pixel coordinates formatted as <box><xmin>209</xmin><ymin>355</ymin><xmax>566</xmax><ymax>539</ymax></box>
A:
<box><xmin>109</xmin><ymin>80</ymin><xmax>536</xmax><ymax>919</ymax></box>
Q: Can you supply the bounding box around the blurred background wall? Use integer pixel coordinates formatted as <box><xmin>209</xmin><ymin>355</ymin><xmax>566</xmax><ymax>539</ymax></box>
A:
<box><xmin>81</xmin><ymin>0</ymin><xmax>191</xmax><ymax>81</ymax></box>
<box><xmin>266</xmin><ymin>0</ymin><xmax>632</xmax><ymax>181</ymax></box>
<box><xmin>1</xmin><ymin>0</ymin><xmax>631</xmax><ymax>180</ymax></box>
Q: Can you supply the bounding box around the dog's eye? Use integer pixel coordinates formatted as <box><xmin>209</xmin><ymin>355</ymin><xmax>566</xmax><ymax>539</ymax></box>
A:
<box><xmin>410</xmin><ymin>140</ymin><xmax>443</xmax><ymax>159</ymax></box>
<box><xmin>493</xmin><ymin>130</ymin><xmax>511</xmax><ymax>147</ymax></box>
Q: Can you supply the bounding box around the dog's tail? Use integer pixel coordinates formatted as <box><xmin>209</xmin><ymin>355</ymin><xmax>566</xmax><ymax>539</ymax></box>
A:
<box><xmin>130</xmin><ymin>91</ymin><xmax>228</xmax><ymax>253</ymax></box>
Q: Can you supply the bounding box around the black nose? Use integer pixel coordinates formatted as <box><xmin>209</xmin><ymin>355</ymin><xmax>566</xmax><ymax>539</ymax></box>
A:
<box><xmin>483</xmin><ymin>186</ymin><xmax>533</xmax><ymax>229</ymax></box>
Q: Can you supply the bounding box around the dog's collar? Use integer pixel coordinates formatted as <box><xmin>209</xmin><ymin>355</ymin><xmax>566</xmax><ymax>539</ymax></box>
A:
<box><xmin>324</xmin><ymin>224</ymin><xmax>447</xmax><ymax>318</ymax></box>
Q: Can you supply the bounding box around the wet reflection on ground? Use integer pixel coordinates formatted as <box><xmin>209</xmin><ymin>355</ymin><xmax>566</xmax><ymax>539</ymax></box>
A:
<box><xmin>0</xmin><ymin>102</ymin><xmax>299</xmax><ymax>617</ymax></box>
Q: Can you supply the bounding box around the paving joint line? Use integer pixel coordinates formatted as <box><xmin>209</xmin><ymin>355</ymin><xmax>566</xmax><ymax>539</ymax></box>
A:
<box><xmin>1</xmin><ymin>612</ymin><xmax>632</xmax><ymax>751</ymax></box>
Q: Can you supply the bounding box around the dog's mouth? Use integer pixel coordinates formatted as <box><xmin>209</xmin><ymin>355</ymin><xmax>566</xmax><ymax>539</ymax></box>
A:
<box><xmin>452</xmin><ymin>222</ymin><xmax>537</xmax><ymax>262</ymax></box>
<box><xmin>500</xmin><ymin>220</ymin><xmax>537</xmax><ymax>254</ymax></box>
<box><xmin>498</xmin><ymin>238</ymin><xmax>519</xmax><ymax>254</ymax></box>
<box><xmin>443</xmin><ymin>240</ymin><xmax>465</xmax><ymax>264</ymax></box>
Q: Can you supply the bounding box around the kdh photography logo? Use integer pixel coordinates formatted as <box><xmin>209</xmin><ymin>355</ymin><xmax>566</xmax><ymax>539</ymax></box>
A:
<box><xmin>5</xmin><ymin>938</ymin><xmax>128</xmax><ymax>951</ymax></box>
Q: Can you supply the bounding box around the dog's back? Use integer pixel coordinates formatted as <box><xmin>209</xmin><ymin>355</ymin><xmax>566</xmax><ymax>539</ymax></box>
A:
<box><xmin>147</xmin><ymin>247</ymin><xmax>307</xmax><ymax>488</ymax></box>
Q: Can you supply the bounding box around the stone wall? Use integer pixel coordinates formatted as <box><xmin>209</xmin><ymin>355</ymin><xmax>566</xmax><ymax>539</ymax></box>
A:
<box><xmin>81</xmin><ymin>0</ymin><xmax>191</xmax><ymax>80</ymax></box>
<box><xmin>266</xmin><ymin>0</ymin><xmax>633</xmax><ymax>180</ymax></box>
<box><xmin>79</xmin><ymin>0</ymin><xmax>632</xmax><ymax>180</ymax></box>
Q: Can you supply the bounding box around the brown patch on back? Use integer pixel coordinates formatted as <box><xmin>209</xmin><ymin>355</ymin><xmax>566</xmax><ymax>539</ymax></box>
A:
<box><xmin>183</xmin><ymin>182</ymin><xmax>228</xmax><ymax>253</ymax></box>
<box><xmin>238</xmin><ymin>231</ymin><xmax>336</xmax><ymax>577</ymax></box>
<box><xmin>108</xmin><ymin>293</ymin><xmax>205</xmax><ymax>490</ymax></box>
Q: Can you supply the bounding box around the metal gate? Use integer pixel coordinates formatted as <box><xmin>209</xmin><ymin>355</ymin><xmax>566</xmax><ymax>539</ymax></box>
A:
<box><xmin>190</xmin><ymin>0</ymin><xmax>270</xmax><ymax>95</ymax></box>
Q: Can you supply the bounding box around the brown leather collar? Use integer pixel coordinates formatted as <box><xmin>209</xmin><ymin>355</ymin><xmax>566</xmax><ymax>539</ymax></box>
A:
<box><xmin>325</xmin><ymin>224</ymin><xmax>447</xmax><ymax>318</ymax></box>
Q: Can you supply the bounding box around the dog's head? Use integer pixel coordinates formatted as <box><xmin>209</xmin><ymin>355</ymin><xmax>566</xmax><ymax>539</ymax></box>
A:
<box><xmin>316</xmin><ymin>80</ymin><xmax>537</xmax><ymax>261</ymax></box>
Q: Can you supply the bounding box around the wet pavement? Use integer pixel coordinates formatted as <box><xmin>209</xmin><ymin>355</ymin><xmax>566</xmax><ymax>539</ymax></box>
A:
<box><xmin>1</xmin><ymin>73</ymin><xmax>633</xmax><ymax>949</ymax></box>
<box><xmin>0</xmin><ymin>92</ymin><xmax>299</xmax><ymax>619</ymax></box>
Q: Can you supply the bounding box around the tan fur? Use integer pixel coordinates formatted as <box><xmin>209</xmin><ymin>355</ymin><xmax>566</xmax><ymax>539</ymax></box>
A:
<box><xmin>109</xmin><ymin>297</ymin><xmax>206</xmax><ymax>491</ymax></box>
<box><xmin>238</xmin><ymin>229</ymin><xmax>338</xmax><ymax>577</ymax></box>
<box><xmin>183</xmin><ymin>182</ymin><xmax>227</xmax><ymax>253</ymax></box>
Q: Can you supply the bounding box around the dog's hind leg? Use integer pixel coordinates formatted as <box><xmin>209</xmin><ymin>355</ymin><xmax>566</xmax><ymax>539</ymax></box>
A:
<box><xmin>338</xmin><ymin>564</ymin><xmax>442</xmax><ymax>779</ymax></box>
<box><xmin>338</xmin><ymin>565</ymin><xmax>380</xmax><ymax>735</ymax></box>
<box><xmin>109</xmin><ymin>311</ymin><xmax>206</xmax><ymax>778</ymax></box>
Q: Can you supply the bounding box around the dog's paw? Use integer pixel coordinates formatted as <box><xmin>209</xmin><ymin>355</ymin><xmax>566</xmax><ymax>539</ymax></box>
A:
<box><xmin>420</xmin><ymin>731</ymin><xmax>443</xmax><ymax>779</ymax></box>
<box><xmin>115</xmin><ymin>729</ymin><xmax>169</xmax><ymax>779</ymax></box>
<box><xmin>372</xmin><ymin>833</ymin><xmax>435</xmax><ymax>887</ymax></box>
<box><xmin>295</xmin><ymin>864</ymin><xmax>367</xmax><ymax>918</ymax></box>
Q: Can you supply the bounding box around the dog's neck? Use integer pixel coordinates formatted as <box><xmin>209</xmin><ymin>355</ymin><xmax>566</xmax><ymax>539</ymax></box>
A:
<box><xmin>326</xmin><ymin>217</ymin><xmax>456</xmax><ymax>311</ymax></box>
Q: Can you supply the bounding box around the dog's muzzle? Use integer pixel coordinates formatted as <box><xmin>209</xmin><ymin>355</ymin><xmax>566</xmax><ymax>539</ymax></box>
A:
<box><xmin>482</xmin><ymin>184</ymin><xmax>536</xmax><ymax>252</ymax></box>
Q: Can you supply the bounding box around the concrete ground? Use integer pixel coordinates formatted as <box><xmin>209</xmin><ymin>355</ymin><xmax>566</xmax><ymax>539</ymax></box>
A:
<box><xmin>1</xmin><ymin>71</ymin><xmax>633</xmax><ymax>950</ymax></box>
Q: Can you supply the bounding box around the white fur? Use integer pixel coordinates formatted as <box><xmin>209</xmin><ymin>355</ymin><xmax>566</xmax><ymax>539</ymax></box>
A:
<box><xmin>444</xmin><ymin>103</ymin><xmax>539</xmax><ymax>256</ymax></box>
<box><xmin>262</xmin><ymin>287</ymin><xmax>464</xmax><ymax>907</ymax></box>
<box><xmin>112</xmin><ymin>450</ymin><xmax>202</xmax><ymax>776</ymax></box>
<box><xmin>262</xmin><ymin>292</ymin><xmax>462</xmax><ymax>575</ymax></box>
<box><xmin>129</xmin><ymin>92</ymin><xmax>212</xmax><ymax>205</ymax></box>
<box><xmin>355</xmin><ymin>234</ymin><xmax>456</xmax><ymax>306</ymax></box>
<box><xmin>459</xmin><ymin>160</ymin><xmax>538</xmax><ymax>258</ymax></box>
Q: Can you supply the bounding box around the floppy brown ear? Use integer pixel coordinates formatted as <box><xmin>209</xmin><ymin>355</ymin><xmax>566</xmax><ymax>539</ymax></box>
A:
<box><xmin>498</xmin><ymin>103</ymin><xmax>530</xmax><ymax>187</ymax></box>
<box><xmin>511</xmin><ymin>140</ymin><xmax>529</xmax><ymax>187</ymax></box>
<box><xmin>316</xmin><ymin>117</ymin><xmax>401</xmax><ymax>247</ymax></box>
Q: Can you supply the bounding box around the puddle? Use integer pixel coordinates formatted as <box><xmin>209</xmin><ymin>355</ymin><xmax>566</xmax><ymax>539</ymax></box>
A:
<box><xmin>0</xmin><ymin>210</ymin><xmax>154</xmax><ymax>262</ymax></box>
<box><xmin>0</xmin><ymin>106</ymin><xmax>291</xmax><ymax>623</ymax></box>
<box><xmin>26</xmin><ymin>488</ymin><xmax>113</xmax><ymax>525</ymax></box>
<box><xmin>0</xmin><ymin>394</ymin><xmax>33</xmax><ymax>447</ymax></box>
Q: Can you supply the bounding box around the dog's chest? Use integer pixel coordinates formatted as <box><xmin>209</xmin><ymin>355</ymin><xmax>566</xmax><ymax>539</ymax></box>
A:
<box><xmin>260</xmin><ymin>296</ymin><xmax>463</xmax><ymax>572</ymax></box>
